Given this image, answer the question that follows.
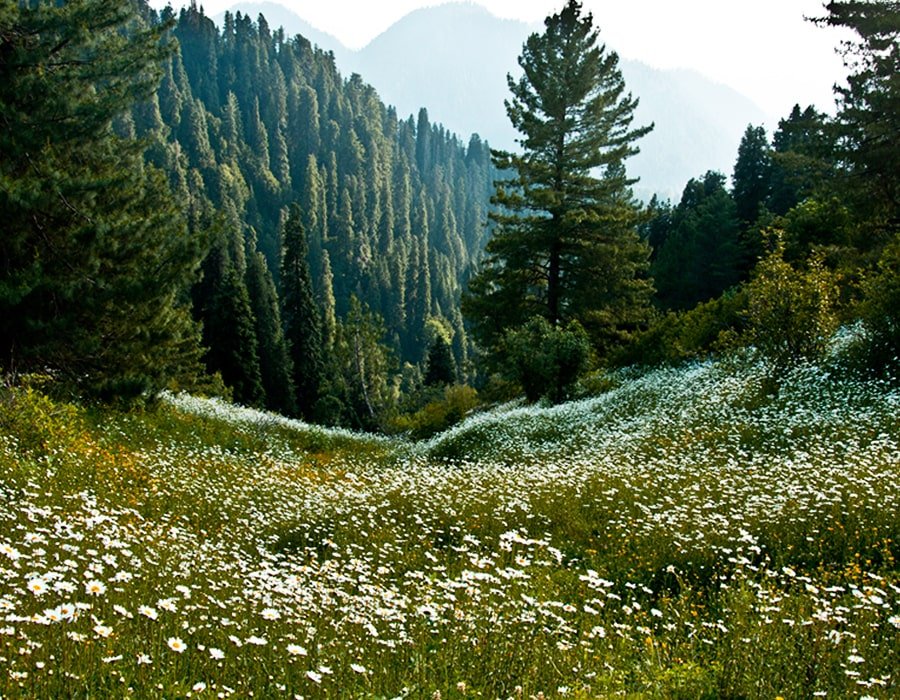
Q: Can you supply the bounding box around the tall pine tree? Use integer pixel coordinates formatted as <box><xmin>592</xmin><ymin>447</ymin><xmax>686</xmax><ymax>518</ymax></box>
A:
<box><xmin>817</xmin><ymin>1</ymin><xmax>899</xmax><ymax>246</ymax></box>
<box><xmin>463</xmin><ymin>0</ymin><xmax>653</xmax><ymax>360</ymax></box>
<box><xmin>280</xmin><ymin>204</ymin><xmax>326</xmax><ymax>419</ymax></box>
<box><xmin>246</xmin><ymin>245</ymin><xmax>296</xmax><ymax>415</ymax></box>
<box><xmin>193</xmin><ymin>228</ymin><xmax>265</xmax><ymax>406</ymax></box>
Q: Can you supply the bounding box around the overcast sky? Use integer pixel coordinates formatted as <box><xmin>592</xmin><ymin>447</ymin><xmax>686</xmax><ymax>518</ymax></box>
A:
<box><xmin>151</xmin><ymin>0</ymin><xmax>851</xmax><ymax>119</ymax></box>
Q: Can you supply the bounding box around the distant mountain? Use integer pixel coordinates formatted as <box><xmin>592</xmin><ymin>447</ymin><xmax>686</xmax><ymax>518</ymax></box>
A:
<box><xmin>216</xmin><ymin>1</ymin><xmax>769</xmax><ymax>200</ymax></box>
<box><xmin>349</xmin><ymin>4</ymin><xmax>528</xmax><ymax>151</ymax></box>
<box><xmin>619</xmin><ymin>63</ymin><xmax>769</xmax><ymax>201</ymax></box>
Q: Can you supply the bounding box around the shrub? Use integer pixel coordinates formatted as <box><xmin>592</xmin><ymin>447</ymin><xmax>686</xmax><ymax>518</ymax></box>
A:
<box><xmin>855</xmin><ymin>233</ymin><xmax>900</xmax><ymax>377</ymax></box>
<box><xmin>744</xmin><ymin>233</ymin><xmax>838</xmax><ymax>371</ymax></box>
<box><xmin>617</xmin><ymin>288</ymin><xmax>749</xmax><ymax>368</ymax></box>
<box><xmin>502</xmin><ymin>317</ymin><xmax>592</xmax><ymax>403</ymax></box>
<box><xmin>0</xmin><ymin>379</ymin><xmax>85</xmax><ymax>458</ymax></box>
<box><xmin>390</xmin><ymin>384</ymin><xmax>480</xmax><ymax>440</ymax></box>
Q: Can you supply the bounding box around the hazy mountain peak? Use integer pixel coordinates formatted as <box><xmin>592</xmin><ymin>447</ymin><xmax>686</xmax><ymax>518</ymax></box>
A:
<box><xmin>215</xmin><ymin>1</ymin><xmax>768</xmax><ymax>199</ymax></box>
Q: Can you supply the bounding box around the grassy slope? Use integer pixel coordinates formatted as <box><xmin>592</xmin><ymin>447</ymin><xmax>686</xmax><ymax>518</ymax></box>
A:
<box><xmin>0</xmin><ymin>360</ymin><xmax>898</xmax><ymax>698</ymax></box>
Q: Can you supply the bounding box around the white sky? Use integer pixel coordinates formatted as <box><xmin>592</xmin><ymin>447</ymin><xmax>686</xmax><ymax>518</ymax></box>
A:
<box><xmin>152</xmin><ymin>0</ymin><xmax>851</xmax><ymax>119</ymax></box>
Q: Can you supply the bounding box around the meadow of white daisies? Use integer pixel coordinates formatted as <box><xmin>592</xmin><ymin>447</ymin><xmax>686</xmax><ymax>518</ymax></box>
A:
<box><xmin>1</xmin><ymin>356</ymin><xmax>898</xmax><ymax>698</ymax></box>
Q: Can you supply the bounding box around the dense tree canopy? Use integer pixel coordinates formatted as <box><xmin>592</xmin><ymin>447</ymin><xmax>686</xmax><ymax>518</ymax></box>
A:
<box><xmin>819</xmin><ymin>0</ymin><xmax>899</xmax><ymax>238</ymax></box>
<box><xmin>132</xmin><ymin>3</ymin><xmax>498</xmax><ymax>413</ymax></box>
<box><xmin>652</xmin><ymin>171</ymin><xmax>742</xmax><ymax>310</ymax></box>
<box><xmin>6</xmin><ymin>0</ymin><xmax>897</xmax><ymax>414</ymax></box>
<box><xmin>0</xmin><ymin>0</ymin><xmax>205</xmax><ymax>398</ymax></box>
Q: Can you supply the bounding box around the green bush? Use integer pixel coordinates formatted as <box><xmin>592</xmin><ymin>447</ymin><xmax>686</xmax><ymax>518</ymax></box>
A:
<box><xmin>855</xmin><ymin>233</ymin><xmax>900</xmax><ymax>377</ymax></box>
<box><xmin>617</xmin><ymin>288</ymin><xmax>749</xmax><ymax>368</ymax></box>
<box><xmin>502</xmin><ymin>317</ymin><xmax>592</xmax><ymax>403</ymax></box>
<box><xmin>744</xmin><ymin>233</ymin><xmax>838</xmax><ymax>371</ymax></box>
<box><xmin>0</xmin><ymin>379</ymin><xmax>85</xmax><ymax>458</ymax></box>
<box><xmin>390</xmin><ymin>384</ymin><xmax>480</xmax><ymax>440</ymax></box>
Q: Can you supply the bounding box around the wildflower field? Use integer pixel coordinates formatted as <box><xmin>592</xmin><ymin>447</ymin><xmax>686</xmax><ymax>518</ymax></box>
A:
<box><xmin>0</xmin><ymin>360</ymin><xmax>898</xmax><ymax>698</ymax></box>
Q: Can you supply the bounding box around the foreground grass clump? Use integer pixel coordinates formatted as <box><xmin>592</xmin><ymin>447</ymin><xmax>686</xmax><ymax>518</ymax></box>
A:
<box><xmin>0</xmin><ymin>361</ymin><xmax>898</xmax><ymax>698</ymax></box>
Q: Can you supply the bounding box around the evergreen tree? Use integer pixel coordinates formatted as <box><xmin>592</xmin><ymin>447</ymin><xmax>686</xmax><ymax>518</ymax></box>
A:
<box><xmin>193</xmin><ymin>230</ymin><xmax>265</xmax><ymax>406</ymax></box>
<box><xmin>424</xmin><ymin>326</ymin><xmax>457</xmax><ymax>386</ymax></box>
<box><xmin>463</xmin><ymin>0</ymin><xmax>653</xmax><ymax>360</ymax></box>
<box><xmin>815</xmin><ymin>1</ymin><xmax>899</xmax><ymax>377</ymax></box>
<box><xmin>641</xmin><ymin>195</ymin><xmax>675</xmax><ymax>260</ymax></box>
<box><xmin>246</xmin><ymin>247</ymin><xmax>297</xmax><ymax>415</ymax></box>
<box><xmin>0</xmin><ymin>0</ymin><xmax>206</xmax><ymax>399</ymax></box>
<box><xmin>319</xmin><ymin>250</ymin><xmax>338</xmax><ymax>350</ymax></box>
<box><xmin>732</xmin><ymin>124</ymin><xmax>772</xmax><ymax>268</ymax></box>
<box><xmin>280</xmin><ymin>204</ymin><xmax>326</xmax><ymax>419</ymax></box>
<box><xmin>416</xmin><ymin>108</ymin><xmax>432</xmax><ymax>175</ymax></box>
<box><xmin>653</xmin><ymin>172</ymin><xmax>742</xmax><ymax>310</ymax></box>
<box><xmin>333</xmin><ymin>295</ymin><xmax>395</xmax><ymax>428</ymax></box>
<box><xmin>816</xmin><ymin>1</ymin><xmax>899</xmax><ymax>245</ymax></box>
<box><xmin>768</xmin><ymin>105</ymin><xmax>835</xmax><ymax>216</ymax></box>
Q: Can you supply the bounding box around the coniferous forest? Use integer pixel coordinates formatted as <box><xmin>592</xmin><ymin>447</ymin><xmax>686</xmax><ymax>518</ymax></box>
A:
<box><xmin>2</xmin><ymin>0</ymin><xmax>898</xmax><ymax>426</ymax></box>
<box><xmin>1</xmin><ymin>1</ymin><xmax>899</xmax><ymax>695</ymax></box>
<box><xmin>154</xmin><ymin>2</ymin><xmax>500</xmax><ymax>426</ymax></box>
<box><xmin>4</xmin><ymin>0</ymin><xmax>499</xmax><ymax>428</ymax></box>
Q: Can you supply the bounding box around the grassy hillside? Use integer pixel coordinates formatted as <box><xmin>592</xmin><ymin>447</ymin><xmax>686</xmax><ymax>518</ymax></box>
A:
<box><xmin>0</xmin><ymin>360</ymin><xmax>898</xmax><ymax>698</ymax></box>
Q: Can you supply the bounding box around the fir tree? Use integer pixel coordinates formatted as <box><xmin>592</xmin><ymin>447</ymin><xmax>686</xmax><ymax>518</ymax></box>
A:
<box><xmin>732</xmin><ymin>124</ymin><xmax>773</xmax><ymax>269</ymax></box>
<box><xmin>334</xmin><ymin>295</ymin><xmax>395</xmax><ymax>429</ymax></box>
<box><xmin>768</xmin><ymin>105</ymin><xmax>835</xmax><ymax>217</ymax></box>
<box><xmin>463</xmin><ymin>0</ymin><xmax>653</xmax><ymax>360</ymax></box>
<box><xmin>280</xmin><ymin>204</ymin><xmax>326</xmax><ymax>419</ymax></box>
<box><xmin>193</xmin><ymin>231</ymin><xmax>265</xmax><ymax>406</ymax></box>
<box><xmin>424</xmin><ymin>332</ymin><xmax>457</xmax><ymax>386</ymax></box>
<box><xmin>246</xmin><ymin>247</ymin><xmax>297</xmax><ymax>415</ymax></box>
<box><xmin>653</xmin><ymin>172</ymin><xmax>742</xmax><ymax>310</ymax></box>
<box><xmin>816</xmin><ymin>1</ymin><xmax>899</xmax><ymax>245</ymax></box>
<box><xmin>0</xmin><ymin>0</ymin><xmax>206</xmax><ymax>399</ymax></box>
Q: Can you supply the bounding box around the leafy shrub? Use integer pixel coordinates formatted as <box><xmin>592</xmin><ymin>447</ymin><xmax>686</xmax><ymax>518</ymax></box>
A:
<box><xmin>502</xmin><ymin>317</ymin><xmax>592</xmax><ymax>403</ymax></box>
<box><xmin>855</xmin><ymin>233</ymin><xmax>900</xmax><ymax>377</ymax></box>
<box><xmin>744</xmin><ymin>233</ymin><xmax>838</xmax><ymax>371</ymax></box>
<box><xmin>0</xmin><ymin>379</ymin><xmax>85</xmax><ymax>458</ymax></box>
<box><xmin>390</xmin><ymin>384</ymin><xmax>479</xmax><ymax>440</ymax></box>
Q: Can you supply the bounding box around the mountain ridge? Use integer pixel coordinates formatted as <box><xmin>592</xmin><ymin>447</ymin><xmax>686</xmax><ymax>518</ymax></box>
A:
<box><xmin>214</xmin><ymin>1</ymin><xmax>769</xmax><ymax>199</ymax></box>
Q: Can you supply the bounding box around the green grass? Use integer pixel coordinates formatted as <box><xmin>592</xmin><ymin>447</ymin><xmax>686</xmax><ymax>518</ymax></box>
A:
<box><xmin>0</xmin><ymin>359</ymin><xmax>898</xmax><ymax>698</ymax></box>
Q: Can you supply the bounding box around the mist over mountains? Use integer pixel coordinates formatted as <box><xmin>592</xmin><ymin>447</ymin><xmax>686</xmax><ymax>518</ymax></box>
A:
<box><xmin>215</xmin><ymin>1</ymin><xmax>769</xmax><ymax>200</ymax></box>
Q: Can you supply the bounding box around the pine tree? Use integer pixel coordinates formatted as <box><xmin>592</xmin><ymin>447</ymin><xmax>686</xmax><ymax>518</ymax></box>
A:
<box><xmin>0</xmin><ymin>0</ymin><xmax>206</xmax><ymax>399</ymax></box>
<box><xmin>334</xmin><ymin>295</ymin><xmax>395</xmax><ymax>428</ymax></box>
<box><xmin>732</xmin><ymin>124</ymin><xmax>773</xmax><ymax>269</ymax></box>
<box><xmin>733</xmin><ymin>125</ymin><xmax>772</xmax><ymax>226</ymax></box>
<box><xmin>815</xmin><ymin>1</ymin><xmax>899</xmax><ymax>377</ymax></box>
<box><xmin>193</xmin><ymin>229</ymin><xmax>265</xmax><ymax>406</ymax></box>
<box><xmin>816</xmin><ymin>1</ymin><xmax>899</xmax><ymax>244</ymax></box>
<box><xmin>463</xmin><ymin>0</ymin><xmax>653</xmax><ymax>360</ymax></box>
<box><xmin>424</xmin><ymin>332</ymin><xmax>457</xmax><ymax>386</ymax></box>
<box><xmin>246</xmin><ymin>247</ymin><xmax>297</xmax><ymax>415</ymax></box>
<box><xmin>416</xmin><ymin>108</ymin><xmax>432</xmax><ymax>176</ymax></box>
<box><xmin>653</xmin><ymin>172</ymin><xmax>742</xmax><ymax>310</ymax></box>
<box><xmin>280</xmin><ymin>204</ymin><xmax>326</xmax><ymax>419</ymax></box>
<box><xmin>768</xmin><ymin>105</ymin><xmax>834</xmax><ymax>216</ymax></box>
<box><xmin>319</xmin><ymin>250</ymin><xmax>338</xmax><ymax>351</ymax></box>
